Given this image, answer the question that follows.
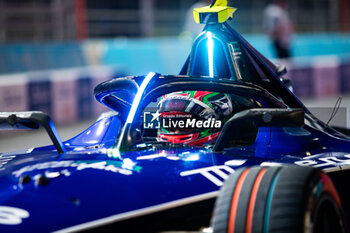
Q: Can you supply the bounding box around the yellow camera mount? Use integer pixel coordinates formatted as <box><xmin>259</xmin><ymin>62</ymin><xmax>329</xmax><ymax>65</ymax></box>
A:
<box><xmin>193</xmin><ymin>0</ymin><xmax>237</xmax><ymax>24</ymax></box>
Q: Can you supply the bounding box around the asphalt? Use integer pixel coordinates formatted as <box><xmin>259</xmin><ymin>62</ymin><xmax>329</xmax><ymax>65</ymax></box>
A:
<box><xmin>302</xmin><ymin>95</ymin><xmax>350</xmax><ymax>128</ymax></box>
<box><xmin>0</xmin><ymin>119</ymin><xmax>95</xmax><ymax>153</ymax></box>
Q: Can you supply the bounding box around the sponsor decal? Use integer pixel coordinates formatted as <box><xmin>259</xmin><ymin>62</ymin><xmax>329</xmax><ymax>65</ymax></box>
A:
<box><xmin>180</xmin><ymin>160</ymin><xmax>246</xmax><ymax>186</ymax></box>
<box><xmin>294</xmin><ymin>154</ymin><xmax>350</xmax><ymax>171</ymax></box>
<box><xmin>0</xmin><ymin>206</ymin><xmax>29</xmax><ymax>225</ymax></box>
<box><xmin>12</xmin><ymin>160</ymin><xmax>142</xmax><ymax>177</ymax></box>
<box><xmin>0</xmin><ymin>154</ymin><xmax>16</xmax><ymax>169</ymax></box>
<box><xmin>181</xmin><ymin>155</ymin><xmax>350</xmax><ymax>185</ymax></box>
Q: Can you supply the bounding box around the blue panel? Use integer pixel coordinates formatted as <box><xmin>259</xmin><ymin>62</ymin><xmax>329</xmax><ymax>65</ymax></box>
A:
<box><xmin>288</xmin><ymin>67</ymin><xmax>313</xmax><ymax>98</ymax></box>
<box><xmin>77</xmin><ymin>77</ymin><xmax>93</xmax><ymax>119</ymax></box>
<box><xmin>0</xmin><ymin>42</ymin><xmax>86</xmax><ymax>74</ymax></box>
<box><xmin>28</xmin><ymin>80</ymin><xmax>52</xmax><ymax>115</ymax></box>
<box><xmin>340</xmin><ymin>63</ymin><xmax>350</xmax><ymax>93</ymax></box>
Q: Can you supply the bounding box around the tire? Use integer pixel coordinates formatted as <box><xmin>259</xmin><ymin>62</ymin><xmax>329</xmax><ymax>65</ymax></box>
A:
<box><xmin>211</xmin><ymin>166</ymin><xmax>346</xmax><ymax>233</ymax></box>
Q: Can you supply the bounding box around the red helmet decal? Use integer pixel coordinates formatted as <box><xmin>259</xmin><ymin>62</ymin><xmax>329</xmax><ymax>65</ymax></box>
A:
<box><xmin>158</xmin><ymin>133</ymin><xmax>199</xmax><ymax>144</ymax></box>
<box><xmin>193</xmin><ymin>91</ymin><xmax>213</xmax><ymax>101</ymax></box>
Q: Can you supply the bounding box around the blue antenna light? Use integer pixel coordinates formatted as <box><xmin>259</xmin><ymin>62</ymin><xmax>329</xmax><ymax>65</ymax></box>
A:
<box><xmin>207</xmin><ymin>31</ymin><xmax>214</xmax><ymax>78</ymax></box>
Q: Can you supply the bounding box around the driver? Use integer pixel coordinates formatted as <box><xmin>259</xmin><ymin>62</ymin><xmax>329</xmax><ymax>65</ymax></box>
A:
<box><xmin>157</xmin><ymin>91</ymin><xmax>233</xmax><ymax>146</ymax></box>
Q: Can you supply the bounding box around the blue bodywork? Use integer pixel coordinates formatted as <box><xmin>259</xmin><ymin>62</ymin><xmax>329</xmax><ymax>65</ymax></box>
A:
<box><xmin>0</xmin><ymin>21</ymin><xmax>350</xmax><ymax>233</ymax></box>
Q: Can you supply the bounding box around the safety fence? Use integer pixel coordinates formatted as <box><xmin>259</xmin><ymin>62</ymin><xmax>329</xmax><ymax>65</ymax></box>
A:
<box><xmin>0</xmin><ymin>66</ymin><xmax>124</xmax><ymax>124</ymax></box>
<box><xmin>283</xmin><ymin>55</ymin><xmax>350</xmax><ymax>98</ymax></box>
<box><xmin>0</xmin><ymin>34</ymin><xmax>350</xmax><ymax>124</ymax></box>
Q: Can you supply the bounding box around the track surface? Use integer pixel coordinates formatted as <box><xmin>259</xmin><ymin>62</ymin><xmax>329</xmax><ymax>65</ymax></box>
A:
<box><xmin>0</xmin><ymin>119</ymin><xmax>95</xmax><ymax>153</ymax></box>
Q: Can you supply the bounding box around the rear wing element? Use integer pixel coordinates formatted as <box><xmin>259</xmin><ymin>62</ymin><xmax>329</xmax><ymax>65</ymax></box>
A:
<box><xmin>0</xmin><ymin>111</ymin><xmax>66</xmax><ymax>154</ymax></box>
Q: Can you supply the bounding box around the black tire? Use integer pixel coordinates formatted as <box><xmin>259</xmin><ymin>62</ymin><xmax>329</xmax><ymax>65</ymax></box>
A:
<box><xmin>211</xmin><ymin>166</ymin><xmax>346</xmax><ymax>233</ymax></box>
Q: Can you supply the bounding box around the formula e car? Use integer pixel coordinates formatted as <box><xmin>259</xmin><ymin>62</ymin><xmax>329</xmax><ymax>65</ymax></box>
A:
<box><xmin>1</xmin><ymin>1</ymin><xmax>350</xmax><ymax>233</ymax></box>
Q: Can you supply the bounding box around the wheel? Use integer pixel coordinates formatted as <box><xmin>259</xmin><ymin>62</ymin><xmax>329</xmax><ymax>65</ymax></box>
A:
<box><xmin>211</xmin><ymin>166</ymin><xmax>346</xmax><ymax>233</ymax></box>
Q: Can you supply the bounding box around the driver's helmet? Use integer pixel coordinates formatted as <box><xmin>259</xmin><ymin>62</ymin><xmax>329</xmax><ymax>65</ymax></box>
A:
<box><xmin>157</xmin><ymin>91</ymin><xmax>233</xmax><ymax>146</ymax></box>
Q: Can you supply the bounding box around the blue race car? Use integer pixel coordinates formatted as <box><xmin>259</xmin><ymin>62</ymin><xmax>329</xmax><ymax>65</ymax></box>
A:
<box><xmin>1</xmin><ymin>1</ymin><xmax>350</xmax><ymax>233</ymax></box>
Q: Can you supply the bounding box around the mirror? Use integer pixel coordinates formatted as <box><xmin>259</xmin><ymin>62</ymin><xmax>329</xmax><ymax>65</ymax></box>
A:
<box><xmin>213</xmin><ymin>108</ymin><xmax>304</xmax><ymax>151</ymax></box>
<box><xmin>0</xmin><ymin>111</ymin><xmax>65</xmax><ymax>154</ymax></box>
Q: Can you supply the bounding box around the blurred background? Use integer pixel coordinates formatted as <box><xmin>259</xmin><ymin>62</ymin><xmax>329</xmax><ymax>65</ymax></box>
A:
<box><xmin>0</xmin><ymin>0</ymin><xmax>350</xmax><ymax>152</ymax></box>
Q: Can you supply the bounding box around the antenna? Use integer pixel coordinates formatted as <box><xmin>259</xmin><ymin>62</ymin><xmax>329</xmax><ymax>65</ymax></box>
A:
<box><xmin>326</xmin><ymin>96</ymin><xmax>342</xmax><ymax>126</ymax></box>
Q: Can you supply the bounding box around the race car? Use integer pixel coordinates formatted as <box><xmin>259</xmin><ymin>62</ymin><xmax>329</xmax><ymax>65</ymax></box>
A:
<box><xmin>1</xmin><ymin>1</ymin><xmax>350</xmax><ymax>232</ymax></box>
